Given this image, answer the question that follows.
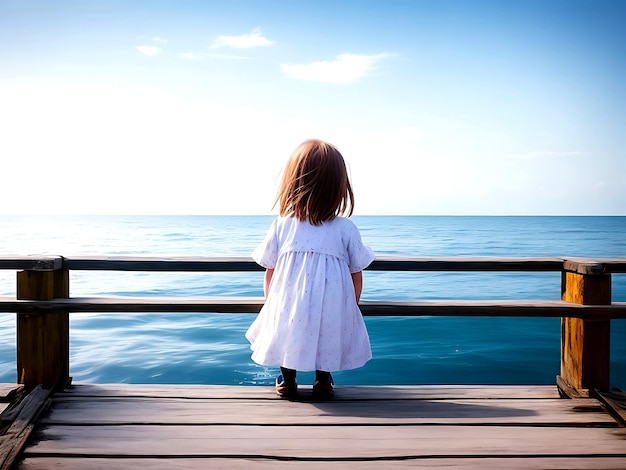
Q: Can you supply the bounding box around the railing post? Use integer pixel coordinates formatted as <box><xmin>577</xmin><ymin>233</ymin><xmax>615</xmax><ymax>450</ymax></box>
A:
<box><xmin>16</xmin><ymin>267</ymin><xmax>70</xmax><ymax>391</ymax></box>
<box><xmin>559</xmin><ymin>261</ymin><xmax>611</xmax><ymax>395</ymax></box>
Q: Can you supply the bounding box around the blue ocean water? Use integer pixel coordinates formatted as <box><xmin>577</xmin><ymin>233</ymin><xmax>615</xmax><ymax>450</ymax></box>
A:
<box><xmin>0</xmin><ymin>215</ymin><xmax>625</xmax><ymax>388</ymax></box>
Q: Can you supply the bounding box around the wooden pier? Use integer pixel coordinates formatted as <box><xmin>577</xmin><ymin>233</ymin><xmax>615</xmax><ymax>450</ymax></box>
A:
<box><xmin>2</xmin><ymin>382</ymin><xmax>626</xmax><ymax>469</ymax></box>
<box><xmin>1</xmin><ymin>255</ymin><xmax>626</xmax><ymax>468</ymax></box>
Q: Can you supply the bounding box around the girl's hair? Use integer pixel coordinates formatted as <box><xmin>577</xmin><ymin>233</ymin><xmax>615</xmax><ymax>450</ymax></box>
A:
<box><xmin>274</xmin><ymin>139</ymin><xmax>354</xmax><ymax>225</ymax></box>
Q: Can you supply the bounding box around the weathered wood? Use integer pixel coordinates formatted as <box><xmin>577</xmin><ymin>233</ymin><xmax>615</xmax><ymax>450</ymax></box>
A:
<box><xmin>61</xmin><ymin>255</ymin><xmax>565</xmax><ymax>272</ymax></box>
<box><xmin>0</xmin><ymin>385</ymin><xmax>23</xmax><ymax>401</ymax></box>
<box><xmin>556</xmin><ymin>375</ymin><xmax>588</xmax><ymax>398</ymax></box>
<box><xmin>56</xmin><ymin>383</ymin><xmax>562</xmax><ymax>400</ymax></box>
<box><xmin>0</xmin><ymin>425</ymin><xmax>34</xmax><ymax>470</ymax></box>
<box><xmin>16</xmin><ymin>269</ymin><xmax>69</xmax><ymax>390</ymax></box>
<box><xmin>563</xmin><ymin>260</ymin><xmax>606</xmax><ymax>275</ymax></box>
<box><xmin>58</xmin><ymin>255</ymin><xmax>626</xmax><ymax>272</ymax></box>
<box><xmin>0</xmin><ymin>254</ymin><xmax>624</xmax><ymax>468</ymax></box>
<box><xmin>13</xmin><ymin>384</ymin><xmax>626</xmax><ymax>469</ymax></box>
<box><xmin>16</xmin><ymin>456</ymin><xmax>626</xmax><ymax>470</ymax></box>
<box><xmin>369</xmin><ymin>256</ymin><xmax>566</xmax><ymax>272</ymax></box>
<box><xmin>563</xmin><ymin>257</ymin><xmax>626</xmax><ymax>274</ymax></box>
<box><xmin>2</xmin><ymin>297</ymin><xmax>626</xmax><ymax>319</ymax></box>
<box><xmin>0</xmin><ymin>256</ymin><xmax>63</xmax><ymax>272</ymax></box>
<box><xmin>1</xmin><ymin>255</ymin><xmax>625</xmax><ymax>274</ymax></box>
<box><xmin>560</xmin><ymin>271</ymin><xmax>612</xmax><ymax>393</ymax></box>
<box><xmin>359</xmin><ymin>300</ymin><xmax>626</xmax><ymax>319</ymax></box>
<box><xmin>595</xmin><ymin>389</ymin><xmax>626</xmax><ymax>426</ymax></box>
<box><xmin>0</xmin><ymin>385</ymin><xmax>52</xmax><ymax>470</ymax></box>
<box><xmin>41</xmin><ymin>396</ymin><xmax>617</xmax><ymax>426</ymax></box>
<box><xmin>62</xmin><ymin>256</ymin><xmax>263</xmax><ymax>272</ymax></box>
<box><xmin>561</xmin><ymin>272</ymin><xmax>612</xmax><ymax>305</ymax></box>
<box><xmin>2</xmin><ymin>296</ymin><xmax>264</xmax><ymax>314</ymax></box>
<box><xmin>25</xmin><ymin>424</ymin><xmax>626</xmax><ymax>458</ymax></box>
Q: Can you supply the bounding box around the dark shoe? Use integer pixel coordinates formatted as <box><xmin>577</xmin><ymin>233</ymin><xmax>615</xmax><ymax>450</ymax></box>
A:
<box><xmin>312</xmin><ymin>374</ymin><xmax>334</xmax><ymax>399</ymax></box>
<box><xmin>275</xmin><ymin>375</ymin><xmax>297</xmax><ymax>398</ymax></box>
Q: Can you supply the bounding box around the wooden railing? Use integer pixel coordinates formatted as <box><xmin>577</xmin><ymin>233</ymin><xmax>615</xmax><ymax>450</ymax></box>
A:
<box><xmin>1</xmin><ymin>255</ymin><xmax>626</xmax><ymax>396</ymax></box>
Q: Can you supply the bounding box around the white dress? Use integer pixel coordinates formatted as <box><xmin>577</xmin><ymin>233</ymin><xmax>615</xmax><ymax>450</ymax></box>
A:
<box><xmin>246</xmin><ymin>216</ymin><xmax>375</xmax><ymax>372</ymax></box>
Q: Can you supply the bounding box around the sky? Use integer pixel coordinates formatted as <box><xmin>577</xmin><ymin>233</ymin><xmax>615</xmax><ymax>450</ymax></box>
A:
<box><xmin>0</xmin><ymin>0</ymin><xmax>624</xmax><ymax>215</ymax></box>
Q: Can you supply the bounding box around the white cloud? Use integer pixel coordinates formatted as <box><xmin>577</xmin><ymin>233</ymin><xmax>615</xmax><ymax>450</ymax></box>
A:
<box><xmin>136</xmin><ymin>45</ymin><xmax>162</xmax><ymax>57</ymax></box>
<box><xmin>211</xmin><ymin>27</ymin><xmax>274</xmax><ymax>49</ymax></box>
<box><xmin>281</xmin><ymin>53</ymin><xmax>390</xmax><ymax>84</ymax></box>
<box><xmin>180</xmin><ymin>52</ymin><xmax>202</xmax><ymax>61</ymax></box>
<box><xmin>152</xmin><ymin>36</ymin><xmax>168</xmax><ymax>44</ymax></box>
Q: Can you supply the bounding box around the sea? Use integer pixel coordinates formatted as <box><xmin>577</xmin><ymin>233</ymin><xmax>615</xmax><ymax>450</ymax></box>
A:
<box><xmin>1</xmin><ymin>215</ymin><xmax>625</xmax><ymax>389</ymax></box>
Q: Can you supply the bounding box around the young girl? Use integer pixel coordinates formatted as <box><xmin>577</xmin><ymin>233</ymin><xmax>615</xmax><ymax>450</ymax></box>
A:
<box><xmin>246</xmin><ymin>139</ymin><xmax>374</xmax><ymax>399</ymax></box>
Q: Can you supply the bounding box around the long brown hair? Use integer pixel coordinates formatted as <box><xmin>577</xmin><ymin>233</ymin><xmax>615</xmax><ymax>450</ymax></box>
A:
<box><xmin>274</xmin><ymin>140</ymin><xmax>354</xmax><ymax>225</ymax></box>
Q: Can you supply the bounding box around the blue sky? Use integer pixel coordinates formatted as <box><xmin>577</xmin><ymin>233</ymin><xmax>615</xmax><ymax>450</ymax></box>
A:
<box><xmin>1</xmin><ymin>0</ymin><xmax>624</xmax><ymax>215</ymax></box>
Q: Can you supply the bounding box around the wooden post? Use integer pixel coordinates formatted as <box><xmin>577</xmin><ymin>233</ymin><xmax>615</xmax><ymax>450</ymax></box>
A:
<box><xmin>559</xmin><ymin>261</ymin><xmax>611</xmax><ymax>395</ymax></box>
<box><xmin>16</xmin><ymin>268</ymin><xmax>70</xmax><ymax>391</ymax></box>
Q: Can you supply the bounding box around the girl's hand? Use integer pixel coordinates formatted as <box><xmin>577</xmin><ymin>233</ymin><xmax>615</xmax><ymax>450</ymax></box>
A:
<box><xmin>264</xmin><ymin>268</ymin><xmax>274</xmax><ymax>298</ymax></box>
<box><xmin>351</xmin><ymin>271</ymin><xmax>363</xmax><ymax>303</ymax></box>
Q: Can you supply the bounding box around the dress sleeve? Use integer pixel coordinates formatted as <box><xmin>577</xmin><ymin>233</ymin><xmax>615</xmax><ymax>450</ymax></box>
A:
<box><xmin>251</xmin><ymin>218</ymin><xmax>280</xmax><ymax>269</ymax></box>
<box><xmin>347</xmin><ymin>222</ymin><xmax>375</xmax><ymax>273</ymax></box>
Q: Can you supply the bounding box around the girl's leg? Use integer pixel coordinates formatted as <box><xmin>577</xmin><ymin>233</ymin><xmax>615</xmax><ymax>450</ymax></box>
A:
<box><xmin>315</xmin><ymin>370</ymin><xmax>331</xmax><ymax>383</ymax></box>
<box><xmin>276</xmin><ymin>367</ymin><xmax>297</xmax><ymax>398</ymax></box>
<box><xmin>280</xmin><ymin>367</ymin><xmax>297</xmax><ymax>383</ymax></box>
<box><xmin>313</xmin><ymin>370</ymin><xmax>334</xmax><ymax>399</ymax></box>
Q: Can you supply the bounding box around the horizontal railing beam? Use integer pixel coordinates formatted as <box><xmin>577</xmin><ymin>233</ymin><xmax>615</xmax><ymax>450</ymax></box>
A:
<box><xmin>62</xmin><ymin>256</ymin><xmax>568</xmax><ymax>272</ymax></box>
<box><xmin>1</xmin><ymin>297</ymin><xmax>625</xmax><ymax>319</ymax></box>
<box><xmin>2</xmin><ymin>255</ymin><xmax>626</xmax><ymax>272</ymax></box>
<box><xmin>63</xmin><ymin>256</ymin><xmax>262</xmax><ymax>272</ymax></box>
<box><xmin>0</xmin><ymin>256</ymin><xmax>63</xmax><ymax>271</ymax></box>
<box><xmin>369</xmin><ymin>257</ymin><xmax>566</xmax><ymax>272</ymax></box>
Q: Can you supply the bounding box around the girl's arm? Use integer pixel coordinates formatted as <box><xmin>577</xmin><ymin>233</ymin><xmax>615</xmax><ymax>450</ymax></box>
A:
<box><xmin>264</xmin><ymin>268</ymin><xmax>274</xmax><ymax>298</ymax></box>
<box><xmin>351</xmin><ymin>271</ymin><xmax>363</xmax><ymax>303</ymax></box>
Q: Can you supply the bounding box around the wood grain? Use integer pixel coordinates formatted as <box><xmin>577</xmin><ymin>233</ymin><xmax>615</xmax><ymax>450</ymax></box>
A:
<box><xmin>10</xmin><ymin>384</ymin><xmax>626</xmax><ymax>469</ymax></box>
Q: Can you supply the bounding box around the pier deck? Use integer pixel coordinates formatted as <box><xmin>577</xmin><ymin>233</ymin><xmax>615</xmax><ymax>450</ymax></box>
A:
<box><xmin>3</xmin><ymin>383</ymin><xmax>626</xmax><ymax>469</ymax></box>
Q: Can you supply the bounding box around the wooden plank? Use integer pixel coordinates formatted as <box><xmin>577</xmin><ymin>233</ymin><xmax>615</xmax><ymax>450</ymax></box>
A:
<box><xmin>0</xmin><ymin>297</ymin><xmax>264</xmax><ymax>314</ymax></box>
<box><xmin>369</xmin><ymin>256</ymin><xmax>566</xmax><ymax>272</ymax></box>
<box><xmin>41</xmin><ymin>397</ymin><xmax>617</xmax><ymax>426</ymax></box>
<box><xmin>60</xmin><ymin>255</ymin><xmax>626</xmax><ymax>273</ymax></box>
<box><xmin>24</xmin><ymin>424</ymin><xmax>626</xmax><ymax>458</ymax></box>
<box><xmin>0</xmin><ymin>385</ymin><xmax>53</xmax><ymax>470</ymax></box>
<box><xmin>1</xmin><ymin>425</ymin><xmax>35</xmax><ymax>470</ymax></box>
<box><xmin>359</xmin><ymin>300</ymin><xmax>626</xmax><ymax>319</ymax></box>
<box><xmin>556</xmin><ymin>375</ymin><xmax>588</xmax><ymax>398</ymax></box>
<box><xmin>62</xmin><ymin>256</ymin><xmax>263</xmax><ymax>272</ymax></box>
<box><xmin>564</xmin><ymin>257</ymin><xmax>626</xmax><ymax>274</ymax></box>
<box><xmin>55</xmin><ymin>384</ymin><xmax>563</xmax><ymax>400</ymax></box>
<box><xmin>0</xmin><ymin>385</ymin><xmax>22</xmax><ymax>401</ymax></box>
<box><xmin>3</xmin><ymin>297</ymin><xmax>626</xmax><ymax>319</ymax></box>
<box><xmin>2</xmin><ymin>255</ymin><xmax>625</xmax><ymax>274</ymax></box>
<box><xmin>595</xmin><ymin>389</ymin><xmax>626</xmax><ymax>426</ymax></box>
<box><xmin>563</xmin><ymin>260</ymin><xmax>607</xmax><ymax>275</ymax></box>
<box><xmin>0</xmin><ymin>256</ymin><xmax>63</xmax><ymax>272</ymax></box>
<box><xmin>0</xmin><ymin>386</ymin><xmax>50</xmax><ymax>436</ymax></box>
<box><xmin>62</xmin><ymin>256</ymin><xmax>568</xmax><ymax>272</ymax></box>
<box><xmin>15</xmin><ymin>384</ymin><xmax>626</xmax><ymax>469</ymax></box>
<box><xmin>16</xmin><ymin>456</ymin><xmax>626</xmax><ymax>469</ymax></box>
